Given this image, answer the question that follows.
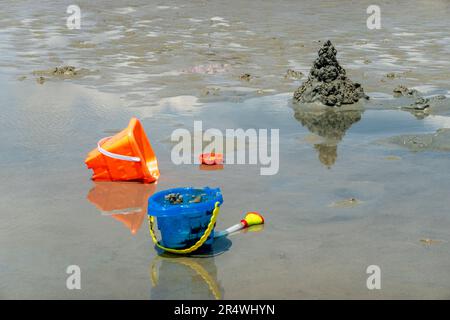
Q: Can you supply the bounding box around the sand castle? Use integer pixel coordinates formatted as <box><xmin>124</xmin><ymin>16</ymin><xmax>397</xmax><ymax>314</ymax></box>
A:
<box><xmin>293</xmin><ymin>40</ymin><xmax>368</xmax><ymax>106</ymax></box>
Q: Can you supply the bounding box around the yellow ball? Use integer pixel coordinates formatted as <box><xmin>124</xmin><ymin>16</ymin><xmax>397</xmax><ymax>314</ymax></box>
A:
<box><xmin>242</xmin><ymin>212</ymin><xmax>264</xmax><ymax>227</ymax></box>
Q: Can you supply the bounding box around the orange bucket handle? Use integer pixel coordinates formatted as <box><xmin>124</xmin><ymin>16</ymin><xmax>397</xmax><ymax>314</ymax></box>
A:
<box><xmin>97</xmin><ymin>137</ymin><xmax>141</xmax><ymax>162</ymax></box>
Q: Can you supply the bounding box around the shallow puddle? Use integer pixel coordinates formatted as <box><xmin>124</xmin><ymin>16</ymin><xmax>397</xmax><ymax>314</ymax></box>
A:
<box><xmin>1</xmin><ymin>0</ymin><xmax>450</xmax><ymax>299</ymax></box>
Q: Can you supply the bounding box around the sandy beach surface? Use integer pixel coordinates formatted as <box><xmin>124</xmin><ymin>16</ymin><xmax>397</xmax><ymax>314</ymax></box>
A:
<box><xmin>1</xmin><ymin>0</ymin><xmax>450</xmax><ymax>299</ymax></box>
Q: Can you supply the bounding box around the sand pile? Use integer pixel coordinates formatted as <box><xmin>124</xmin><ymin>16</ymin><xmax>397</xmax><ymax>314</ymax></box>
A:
<box><xmin>393</xmin><ymin>85</ymin><xmax>447</xmax><ymax>112</ymax></box>
<box><xmin>293</xmin><ymin>40</ymin><xmax>368</xmax><ymax>106</ymax></box>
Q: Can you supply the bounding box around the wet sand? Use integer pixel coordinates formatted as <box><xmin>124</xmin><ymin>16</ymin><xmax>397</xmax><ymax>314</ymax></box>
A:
<box><xmin>1</xmin><ymin>0</ymin><xmax>450</xmax><ymax>299</ymax></box>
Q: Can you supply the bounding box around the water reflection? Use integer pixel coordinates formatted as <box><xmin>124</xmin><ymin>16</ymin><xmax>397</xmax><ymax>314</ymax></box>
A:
<box><xmin>403</xmin><ymin>108</ymin><xmax>429</xmax><ymax>120</ymax></box>
<box><xmin>199</xmin><ymin>164</ymin><xmax>224</xmax><ymax>171</ymax></box>
<box><xmin>150</xmin><ymin>255</ymin><xmax>223</xmax><ymax>300</ymax></box>
<box><xmin>149</xmin><ymin>236</ymin><xmax>231</xmax><ymax>300</ymax></box>
<box><xmin>87</xmin><ymin>181</ymin><xmax>156</xmax><ymax>234</ymax></box>
<box><xmin>293</xmin><ymin>106</ymin><xmax>363</xmax><ymax>167</ymax></box>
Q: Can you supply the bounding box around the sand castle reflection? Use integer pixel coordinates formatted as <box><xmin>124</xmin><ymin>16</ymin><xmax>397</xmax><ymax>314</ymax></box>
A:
<box><xmin>293</xmin><ymin>107</ymin><xmax>362</xmax><ymax>167</ymax></box>
<box><xmin>313</xmin><ymin>144</ymin><xmax>338</xmax><ymax>168</ymax></box>
<box><xmin>87</xmin><ymin>181</ymin><xmax>156</xmax><ymax>234</ymax></box>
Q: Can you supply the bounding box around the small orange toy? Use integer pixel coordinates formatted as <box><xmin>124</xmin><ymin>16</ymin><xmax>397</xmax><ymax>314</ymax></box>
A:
<box><xmin>199</xmin><ymin>152</ymin><xmax>224</xmax><ymax>165</ymax></box>
<box><xmin>85</xmin><ymin>117</ymin><xmax>159</xmax><ymax>183</ymax></box>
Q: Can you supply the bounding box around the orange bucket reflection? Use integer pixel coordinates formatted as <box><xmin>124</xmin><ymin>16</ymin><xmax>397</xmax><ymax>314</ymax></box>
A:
<box><xmin>87</xmin><ymin>181</ymin><xmax>156</xmax><ymax>234</ymax></box>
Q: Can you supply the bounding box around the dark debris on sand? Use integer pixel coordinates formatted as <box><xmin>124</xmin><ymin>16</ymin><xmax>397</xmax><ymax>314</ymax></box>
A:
<box><xmin>164</xmin><ymin>193</ymin><xmax>184</xmax><ymax>205</ymax></box>
<box><xmin>393</xmin><ymin>85</ymin><xmax>446</xmax><ymax>111</ymax></box>
<box><xmin>32</xmin><ymin>65</ymin><xmax>79</xmax><ymax>78</ymax></box>
<box><xmin>52</xmin><ymin>65</ymin><xmax>77</xmax><ymax>76</ymax></box>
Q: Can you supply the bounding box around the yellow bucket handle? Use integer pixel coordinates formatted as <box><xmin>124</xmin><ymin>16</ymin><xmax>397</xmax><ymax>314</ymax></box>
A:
<box><xmin>148</xmin><ymin>202</ymin><xmax>221</xmax><ymax>254</ymax></box>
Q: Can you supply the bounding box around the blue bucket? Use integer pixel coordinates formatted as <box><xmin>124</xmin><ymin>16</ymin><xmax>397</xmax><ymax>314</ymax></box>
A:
<box><xmin>148</xmin><ymin>187</ymin><xmax>223</xmax><ymax>250</ymax></box>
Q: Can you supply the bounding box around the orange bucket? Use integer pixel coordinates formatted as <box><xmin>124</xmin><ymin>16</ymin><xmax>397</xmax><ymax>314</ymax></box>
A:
<box><xmin>85</xmin><ymin>117</ymin><xmax>160</xmax><ymax>183</ymax></box>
